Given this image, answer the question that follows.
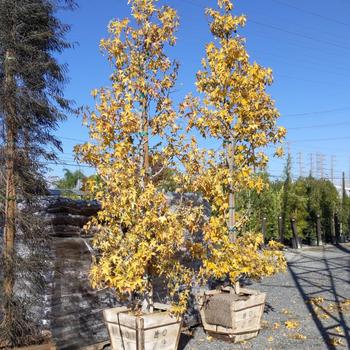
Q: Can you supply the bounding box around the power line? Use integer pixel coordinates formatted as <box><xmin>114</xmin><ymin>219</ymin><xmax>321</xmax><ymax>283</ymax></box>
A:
<box><xmin>266</xmin><ymin>56</ymin><xmax>350</xmax><ymax>78</ymax></box>
<box><xmin>251</xmin><ymin>30</ymin><xmax>350</xmax><ymax>64</ymax></box>
<box><xmin>283</xmin><ymin>106</ymin><xmax>350</xmax><ymax>117</ymax></box>
<box><xmin>276</xmin><ymin>74</ymin><xmax>347</xmax><ymax>87</ymax></box>
<box><xmin>256</xmin><ymin>48</ymin><xmax>350</xmax><ymax>77</ymax></box>
<box><xmin>250</xmin><ymin>20</ymin><xmax>350</xmax><ymax>51</ymax></box>
<box><xmin>43</xmin><ymin>161</ymin><xmax>94</xmax><ymax>169</ymax></box>
<box><xmin>288</xmin><ymin>121</ymin><xmax>350</xmax><ymax>130</ymax></box>
<box><xmin>180</xmin><ymin>0</ymin><xmax>350</xmax><ymax>53</ymax></box>
<box><xmin>56</xmin><ymin>136</ymin><xmax>89</xmax><ymax>143</ymax></box>
<box><xmin>179</xmin><ymin>0</ymin><xmax>350</xmax><ymax>90</ymax></box>
<box><xmin>179</xmin><ymin>0</ymin><xmax>350</xmax><ymax>64</ymax></box>
<box><xmin>270</xmin><ymin>0</ymin><xmax>350</xmax><ymax>28</ymax></box>
<box><xmin>254</xmin><ymin>47</ymin><xmax>350</xmax><ymax>75</ymax></box>
<box><xmin>179</xmin><ymin>1</ymin><xmax>350</xmax><ymax>90</ymax></box>
<box><xmin>289</xmin><ymin>136</ymin><xmax>350</xmax><ymax>143</ymax></box>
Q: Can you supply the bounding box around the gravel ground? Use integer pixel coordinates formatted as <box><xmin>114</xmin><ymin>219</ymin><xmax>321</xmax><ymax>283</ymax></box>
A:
<box><xmin>179</xmin><ymin>244</ymin><xmax>350</xmax><ymax>350</ymax></box>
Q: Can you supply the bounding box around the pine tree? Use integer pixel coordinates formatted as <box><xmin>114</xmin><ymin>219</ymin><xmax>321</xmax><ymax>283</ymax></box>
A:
<box><xmin>281</xmin><ymin>152</ymin><xmax>292</xmax><ymax>241</ymax></box>
<box><xmin>0</xmin><ymin>0</ymin><xmax>76</xmax><ymax>346</ymax></box>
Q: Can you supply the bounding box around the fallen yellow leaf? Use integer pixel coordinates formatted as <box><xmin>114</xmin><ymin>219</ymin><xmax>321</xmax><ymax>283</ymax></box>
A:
<box><xmin>328</xmin><ymin>303</ymin><xmax>337</xmax><ymax>311</ymax></box>
<box><xmin>261</xmin><ymin>320</ymin><xmax>269</xmax><ymax>329</ymax></box>
<box><xmin>329</xmin><ymin>337</ymin><xmax>344</xmax><ymax>347</ymax></box>
<box><xmin>272</xmin><ymin>322</ymin><xmax>281</xmax><ymax>329</ymax></box>
<box><xmin>282</xmin><ymin>308</ymin><xmax>291</xmax><ymax>315</ymax></box>
<box><xmin>340</xmin><ymin>299</ymin><xmax>350</xmax><ymax>312</ymax></box>
<box><xmin>308</xmin><ymin>297</ymin><xmax>325</xmax><ymax>305</ymax></box>
<box><xmin>335</xmin><ymin>326</ymin><xmax>344</xmax><ymax>336</ymax></box>
<box><xmin>285</xmin><ymin>320</ymin><xmax>300</xmax><ymax>329</ymax></box>
<box><xmin>289</xmin><ymin>332</ymin><xmax>307</xmax><ymax>340</ymax></box>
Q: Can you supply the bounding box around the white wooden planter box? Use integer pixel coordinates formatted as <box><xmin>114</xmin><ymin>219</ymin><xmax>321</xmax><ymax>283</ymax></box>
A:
<box><xmin>197</xmin><ymin>287</ymin><xmax>266</xmax><ymax>343</ymax></box>
<box><xmin>103</xmin><ymin>303</ymin><xmax>182</xmax><ymax>350</ymax></box>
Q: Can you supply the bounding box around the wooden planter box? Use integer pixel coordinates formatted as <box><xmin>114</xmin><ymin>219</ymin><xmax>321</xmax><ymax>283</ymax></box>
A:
<box><xmin>103</xmin><ymin>303</ymin><xmax>182</xmax><ymax>350</ymax></box>
<box><xmin>197</xmin><ymin>287</ymin><xmax>266</xmax><ymax>343</ymax></box>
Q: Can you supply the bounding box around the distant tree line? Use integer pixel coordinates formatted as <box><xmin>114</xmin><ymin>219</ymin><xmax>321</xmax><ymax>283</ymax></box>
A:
<box><xmin>57</xmin><ymin>160</ymin><xmax>349</xmax><ymax>247</ymax></box>
<box><xmin>237</xmin><ymin>156</ymin><xmax>349</xmax><ymax>244</ymax></box>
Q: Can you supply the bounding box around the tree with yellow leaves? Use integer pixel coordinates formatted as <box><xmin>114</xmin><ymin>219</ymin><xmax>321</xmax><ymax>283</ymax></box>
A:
<box><xmin>181</xmin><ymin>0</ymin><xmax>287</xmax><ymax>286</ymax></box>
<box><xmin>75</xmin><ymin>0</ymin><xmax>201</xmax><ymax>315</ymax></box>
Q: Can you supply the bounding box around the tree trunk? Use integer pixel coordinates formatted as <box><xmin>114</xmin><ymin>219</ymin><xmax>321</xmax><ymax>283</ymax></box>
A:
<box><xmin>290</xmin><ymin>218</ymin><xmax>301</xmax><ymax>249</ymax></box>
<box><xmin>140</xmin><ymin>94</ymin><xmax>153</xmax><ymax>313</ymax></box>
<box><xmin>334</xmin><ymin>212</ymin><xmax>341</xmax><ymax>244</ymax></box>
<box><xmin>143</xmin><ymin>115</ymin><xmax>149</xmax><ymax>176</ymax></box>
<box><xmin>278</xmin><ymin>215</ymin><xmax>283</xmax><ymax>243</ymax></box>
<box><xmin>330</xmin><ymin>212</ymin><xmax>336</xmax><ymax>244</ymax></box>
<box><xmin>316</xmin><ymin>213</ymin><xmax>323</xmax><ymax>246</ymax></box>
<box><xmin>143</xmin><ymin>115</ymin><xmax>153</xmax><ymax>313</ymax></box>
<box><xmin>2</xmin><ymin>50</ymin><xmax>17</xmax><ymax>329</ymax></box>
<box><xmin>227</xmin><ymin>137</ymin><xmax>236</xmax><ymax>242</ymax></box>
<box><xmin>261</xmin><ymin>217</ymin><xmax>267</xmax><ymax>243</ymax></box>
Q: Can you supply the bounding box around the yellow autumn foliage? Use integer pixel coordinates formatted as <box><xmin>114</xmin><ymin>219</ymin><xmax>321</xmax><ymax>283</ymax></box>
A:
<box><xmin>180</xmin><ymin>0</ymin><xmax>286</xmax><ymax>285</ymax></box>
<box><xmin>75</xmin><ymin>0</ymin><xmax>286</xmax><ymax>316</ymax></box>
<box><xmin>75</xmin><ymin>0</ymin><xmax>200</xmax><ymax>315</ymax></box>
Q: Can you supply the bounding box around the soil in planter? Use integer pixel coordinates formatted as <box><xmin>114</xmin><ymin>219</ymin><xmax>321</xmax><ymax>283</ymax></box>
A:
<box><xmin>204</xmin><ymin>293</ymin><xmax>249</xmax><ymax>328</ymax></box>
<box><xmin>126</xmin><ymin>309</ymin><xmax>165</xmax><ymax>317</ymax></box>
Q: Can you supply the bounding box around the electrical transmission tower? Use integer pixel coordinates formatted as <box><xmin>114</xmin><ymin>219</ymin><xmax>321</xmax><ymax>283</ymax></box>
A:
<box><xmin>316</xmin><ymin>153</ymin><xmax>325</xmax><ymax>179</ymax></box>
<box><xmin>309</xmin><ymin>153</ymin><xmax>314</xmax><ymax>177</ymax></box>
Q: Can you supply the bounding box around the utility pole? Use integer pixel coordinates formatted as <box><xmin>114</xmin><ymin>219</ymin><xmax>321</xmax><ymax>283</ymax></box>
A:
<box><xmin>330</xmin><ymin>155</ymin><xmax>336</xmax><ymax>184</ymax></box>
<box><xmin>321</xmin><ymin>154</ymin><xmax>325</xmax><ymax>179</ymax></box>
<box><xmin>310</xmin><ymin>153</ymin><xmax>313</xmax><ymax>177</ymax></box>
<box><xmin>287</xmin><ymin>143</ymin><xmax>292</xmax><ymax>179</ymax></box>
<box><xmin>297</xmin><ymin>152</ymin><xmax>304</xmax><ymax>178</ymax></box>
<box><xmin>341</xmin><ymin>171</ymin><xmax>346</xmax><ymax>238</ymax></box>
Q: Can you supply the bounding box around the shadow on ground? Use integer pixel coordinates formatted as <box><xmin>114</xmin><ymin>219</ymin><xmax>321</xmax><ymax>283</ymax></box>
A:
<box><xmin>178</xmin><ymin>333</ymin><xmax>192</xmax><ymax>350</ymax></box>
<box><xmin>288</xmin><ymin>244</ymin><xmax>350</xmax><ymax>349</ymax></box>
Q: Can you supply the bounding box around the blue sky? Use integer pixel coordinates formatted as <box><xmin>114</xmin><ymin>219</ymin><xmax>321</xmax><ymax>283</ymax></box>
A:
<box><xmin>54</xmin><ymin>0</ymin><xmax>350</xmax><ymax>186</ymax></box>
